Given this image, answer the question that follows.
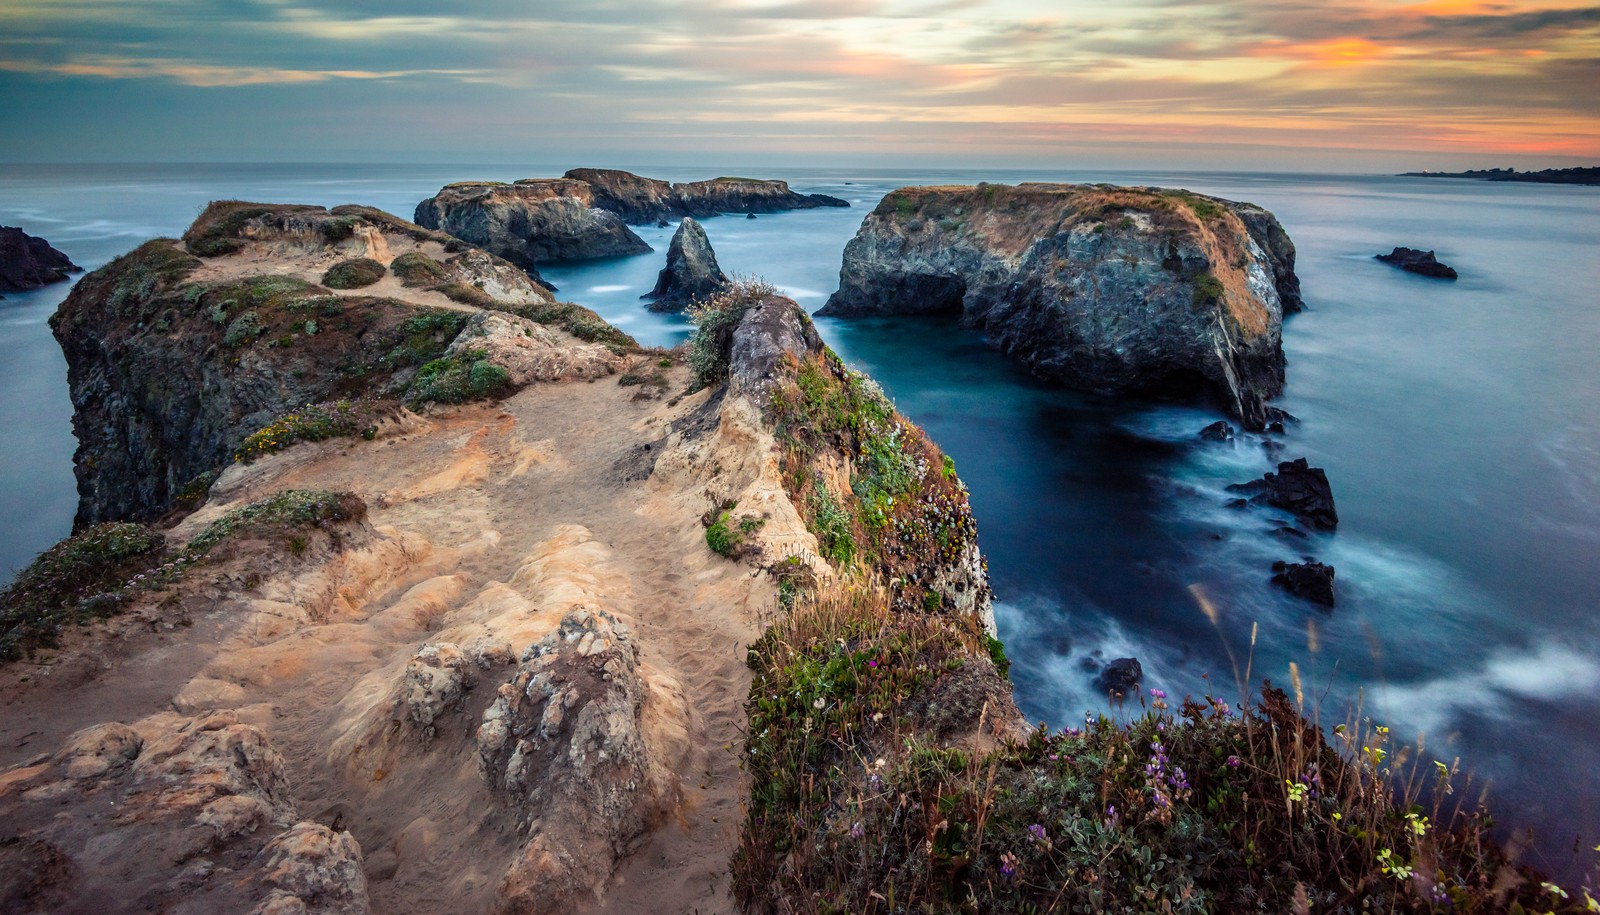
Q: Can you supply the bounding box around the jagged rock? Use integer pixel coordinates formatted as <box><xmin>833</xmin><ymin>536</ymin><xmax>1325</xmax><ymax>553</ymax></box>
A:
<box><xmin>1097</xmin><ymin>657</ymin><xmax>1143</xmax><ymax>699</ymax></box>
<box><xmin>1272</xmin><ymin>560</ymin><xmax>1336</xmax><ymax>606</ymax></box>
<box><xmin>1376</xmin><ymin>247</ymin><xmax>1457</xmax><ymax>279</ymax></box>
<box><xmin>1229</xmin><ymin>457</ymin><xmax>1338</xmax><ymax>530</ymax></box>
<box><xmin>0</xmin><ymin>225</ymin><xmax>80</xmax><ymax>292</ymax></box>
<box><xmin>819</xmin><ymin>184</ymin><xmax>1296</xmax><ymax>429</ymax></box>
<box><xmin>399</xmin><ymin>642</ymin><xmax>477</xmax><ymax>737</ymax></box>
<box><xmin>1198</xmin><ymin>421</ymin><xmax>1235</xmax><ymax>442</ymax></box>
<box><xmin>643</xmin><ymin>217</ymin><xmax>728</xmax><ymax>312</ymax></box>
<box><xmin>476</xmin><ymin>609</ymin><xmax>682</xmax><ymax>913</ymax></box>
<box><xmin>250</xmin><ymin>823</ymin><xmax>370</xmax><ymax>915</ymax></box>
<box><xmin>727</xmin><ymin>295</ymin><xmax>824</xmax><ymax>402</ymax></box>
<box><xmin>414</xmin><ymin>181</ymin><xmax>650</xmax><ymax>273</ymax></box>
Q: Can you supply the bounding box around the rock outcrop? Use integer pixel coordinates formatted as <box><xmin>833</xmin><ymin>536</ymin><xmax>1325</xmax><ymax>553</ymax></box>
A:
<box><xmin>1376</xmin><ymin>246</ymin><xmax>1458</xmax><ymax>279</ymax></box>
<box><xmin>1272</xmin><ymin>559</ymin><xmax>1336</xmax><ymax>606</ymax></box>
<box><xmin>413</xmin><ymin>180</ymin><xmax>651</xmax><ymax>275</ymax></box>
<box><xmin>819</xmin><ymin>183</ymin><xmax>1300</xmax><ymax>428</ymax></box>
<box><xmin>1229</xmin><ymin>457</ymin><xmax>1339</xmax><ymax>530</ymax></box>
<box><xmin>51</xmin><ymin>200</ymin><xmax>618</xmax><ymax>527</ymax></box>
<box><xmin>643</xmin><ymin>217</ymin><xmax>728</xmax><ymax>311</ymax></box>
<box><xmin>415</xmin><ymin>170</ymin><xmax>847</xmax><ymax>278</ymax></box>
<box><xmin>0</xmin><ymin>225</ymin><xmax>80</xmax><ymax>293</ymax></box>
<box><xmin>0</xmin><ymin>711</ymin><xmax>370</xmax><ymax>914</ymax></box>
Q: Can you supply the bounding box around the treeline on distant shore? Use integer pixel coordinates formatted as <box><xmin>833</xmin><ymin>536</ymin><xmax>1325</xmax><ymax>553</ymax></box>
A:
<box><xmin>1401</xmin><ymin>166</ymin><xmax>1600</xmax><ymax>185</ymax></box>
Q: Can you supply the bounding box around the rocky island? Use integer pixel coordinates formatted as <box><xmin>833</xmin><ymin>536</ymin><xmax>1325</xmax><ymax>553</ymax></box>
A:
<box><xmin>819</xmin><ymin>183</ymin><xmax>1302</xmax><ymax>429</ymax></box>
<box><xmin>0</xmin><ymin>225</ymin><xmax>80</xmax><ymax>294</ymax></box>
<box><xmin>642</xmin><ymin>216</ymin><xmax>728</xmax><ymax>311</ymax></box>
<box><xmin>0</xmin><ymin>198</ymin><xmax>1573</xmax><ymax>914</ymax></box>
<box><xmin>414</xmin><ymin>169</ymin><xmax>848</xmax><ymax>280</ymax></box>
<box><xmin>1377</xmin><ymin>246</ymin><xmax>1458</xmax><ymax>279</ymax></box>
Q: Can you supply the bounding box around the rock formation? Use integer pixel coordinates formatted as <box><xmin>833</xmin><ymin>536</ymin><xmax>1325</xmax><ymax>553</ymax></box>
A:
<box><xmin>0</xmin><ymin>225</ymin><xmax>80</xmax><ymax>293</ymax></box>
<box><xmin>1376</xmin><ymin>246</ymin><xmax>1458</xmax><ymax>279</ymax></box>
<box><xmin>412</xmin><ymin>180</ymin><xmax>650</xmax><ymax>275</ymax></box>
<box><xmin>50</xmin><ymin>200</ymin><xmax>618</xmax><ymax>527</ymax></box>
<box><xmin>414</xmin><ymin>169</ymin><xmax>847</xmax><ymax>278</ymax></box>
<box><xmin>643</xmin><ymin>217</ymin><xmax>728</xmax><ymax>311</ymax></box>
<box><xmin>1272</xmin><ymin>559</ymin><xmax>1336</xmax><ymax>606</ymax></box>
<box><xmin>1229</xmin><ymin>457</ymin><xmax>1339</xmax><ymax>530</ymax></box>
<box><xmin>819</xmin><ymin>183</ymin><xmax>1299</xmax><ymax>429</ymax></box>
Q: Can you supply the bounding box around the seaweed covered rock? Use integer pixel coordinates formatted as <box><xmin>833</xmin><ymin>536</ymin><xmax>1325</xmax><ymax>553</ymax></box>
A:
<box><xmin>820</xmin><ymin>183</ymin><xmax>1299</xmax><ymax>428</ymax></box>
<box><xmin>643</xmin><ymin>217</ymin><xmax>728</xmax><ymax>311</ymax></box>
<box><xmin>0</xmin><ymin>225</ymin><xmax>80</xmax><ymax>292</ymax></box>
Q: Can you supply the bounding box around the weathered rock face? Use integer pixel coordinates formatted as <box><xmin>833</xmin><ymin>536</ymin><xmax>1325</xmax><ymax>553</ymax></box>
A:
<box><xmin>0</xmin><ymin>225</ymin><xmax>80</xmax><ymax>292</ymax></box>
<box><xmin>563</xmin><ymin>168</ymin><xmax>679</xmax><ymax>224</ymax></box>
<box><xmin>643</xmin><ymin>217</ymin><xmax>728</xmax><ymax>311</ymax></box>
<box><xmin>820</xmin><ymin>183</ymin><xmax>1300</xmax><ymax>428</ymax></box>
<box><xmin>1376</xmin><ymin>246</ymin><xmax>1457</xmax><ymax>279</ymax></box>
<box><xmin>476</xmin><ymin>609</ymin><xmax>681</xmax><ymax>913</ymax></box>
<box><xmin>413</xmin><ymin>181</ymin><xmax>650</xmax><ymax>275</ymax></box>
<box><xmin>0</xmin><ymin>711</ymin><xmax>370</xmax><ymax>914</ymax></box>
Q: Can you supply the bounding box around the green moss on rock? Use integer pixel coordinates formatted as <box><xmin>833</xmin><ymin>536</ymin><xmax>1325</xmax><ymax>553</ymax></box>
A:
<box><xmin>321</xmin><ymin>257</ymin><xmax>386</xmax><ymax>290</ymax></box>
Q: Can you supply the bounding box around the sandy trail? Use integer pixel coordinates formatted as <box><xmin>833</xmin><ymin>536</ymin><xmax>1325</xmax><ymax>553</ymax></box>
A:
<box><xmin>0</xmin><ymin>364</ymin><xmax>765</xmax><ymax>914</ymax></box>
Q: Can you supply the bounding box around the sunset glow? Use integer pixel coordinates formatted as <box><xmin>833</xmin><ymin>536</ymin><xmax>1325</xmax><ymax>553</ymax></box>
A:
<box><xmin>0</xmin><ymin>0</ymin><xmax>1595</xmax><ymax>167</ymax></box>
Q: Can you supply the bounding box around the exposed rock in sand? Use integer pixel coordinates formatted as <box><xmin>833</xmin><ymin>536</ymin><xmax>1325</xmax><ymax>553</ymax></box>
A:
<box><xmin>0</xmin><ymin>225</ymin><xmax>80</xmax><ymax>292</ymax></box>
<box><xmin>819</xmin><ymin>183</ymin><xmax>1299</xmax><ymax>429</ymax></box>
<box><xmin>441</xmin><ymin>311</ymin><xmax>624</xmax><ymax>386</ymax></box>
<box><xmin>643</xmin><ymin>217</ymin><xmax>728</xmax><ymax>311</ymax></box>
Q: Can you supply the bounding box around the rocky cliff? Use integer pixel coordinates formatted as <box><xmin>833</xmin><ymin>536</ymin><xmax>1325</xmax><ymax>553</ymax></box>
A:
<box><xmin>643</xmin><ymin>216</ymin><xmax>728</xmax><ymax>311</ymax></box>
<box><xmin>0</xmin><ymin>225</ymin><xmax>80</xmax><ymax>292</ymax></box>
<box><xmin>414</xmin><ymin>170</ymin><xmax>848</xmax><ymax>278</ymax></box>
<box><xmin>412</xmin><ymin>181</ymin><xmax>651</xmax><ymax>275</ymax></box>
<box><xmin>51</xmin><ymin>200</ymin><xmax>622</xmax><ymax>528</ymax></box>
<box><xmin>820</xmin><ymin>183</ymin><xmax>1301</xmax><ymax>428</ymax></box>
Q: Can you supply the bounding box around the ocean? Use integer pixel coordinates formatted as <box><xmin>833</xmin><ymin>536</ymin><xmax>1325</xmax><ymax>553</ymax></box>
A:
<box><xmin>2</xmin><ymin>163</ymin><xmax>1597</xmax><ymax>878</ymax></box>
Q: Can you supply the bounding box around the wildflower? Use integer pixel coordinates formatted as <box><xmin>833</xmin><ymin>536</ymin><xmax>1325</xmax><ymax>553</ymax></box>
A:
<box><xmin>813</xmin><ymin>697</ymin><xmax>826</xmax><ymax>710</ymax></box>
<box><xmin>849</xmin><ymin>821</ymin><xmax>865</xmax><ymax>839</ymax></box>
<box><xmin>1149</xmin><ymin>688</ymin><xmax>1167</xmax><ymax>699</ymax></box>
<box><xmin>1226</xmin><ymin>755</ymin><xmax>1242</xmax><ymax>768</ymax></box>
<box><xmin>999</xmin><ymin>852</ymin><xmax>1018</xmax><ymax>878</ymax></box>
<box><xmin>1027</xmin><ymin>823</ymin><xmax>1048</xmax><ymax>844</ymax></box>
<box><xmin>868</xmin><ymin>659</ymin><xmax>878</xmax><ymax>668</ymax></box>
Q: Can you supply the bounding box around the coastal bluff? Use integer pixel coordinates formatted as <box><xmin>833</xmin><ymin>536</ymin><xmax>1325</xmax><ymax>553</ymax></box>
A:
<box><xmin>414</xmin><ymin>169</ymin><xmax>848</xmax><ymax>278</ymax></box>
<box><xmin>819</xmin><ymin>182</ymin><xmax>1303</xmax><ymax>429</ymax></box>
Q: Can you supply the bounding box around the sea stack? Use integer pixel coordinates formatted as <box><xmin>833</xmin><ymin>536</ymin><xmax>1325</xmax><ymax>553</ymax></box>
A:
<box><xmin>0</xmin><ymin>225</ymin><xmax>81</xmax><ymax>293</ymax></box>
<box><xmin>820</xmin><ymin>183</ymin><xmax>1300</xmax><ymax>429</ymax></box>
<box><xmin>644</xmin><ymin>217</ymin><xmax>728</xmax><ymax>311</ymax></box>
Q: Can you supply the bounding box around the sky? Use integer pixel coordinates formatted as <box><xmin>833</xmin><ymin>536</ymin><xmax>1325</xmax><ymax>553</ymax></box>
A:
<box><xmin>0</xmin><ymin>0</ymin><xmax>1596</xmax><ymax>170</ymax></box>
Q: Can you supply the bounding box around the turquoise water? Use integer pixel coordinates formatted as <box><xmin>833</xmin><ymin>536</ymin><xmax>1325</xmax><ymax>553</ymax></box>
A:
<box><xmin>2</xmin><ymin>164</ymin><xmax>1598</xmax><ymax>878</ymax></box>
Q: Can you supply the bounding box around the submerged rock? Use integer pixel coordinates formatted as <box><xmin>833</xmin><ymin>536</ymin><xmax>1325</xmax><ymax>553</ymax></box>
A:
<box><xmin>819</xmin><ymin>183</ymin><xmax>1298</xmax><ymax>429</ymax></box>
<box><xmin>1376</xmin><ymin>247</ymin><xmax>1458</xmax><ymax>279</ymax></box>
<box><xmin>1272</xmin><ymin>559</ymin><xmax>1336</xmax><ymax>606</ymax></box>
<box><xmin>1229</xmin><ymin>457</ymin><xmax>1339</xmax><ymax>530</ymax></box>
<box><xmin>1097</xmin><ymin>657</ymin><xmax>1144</xmax><ymax>699</ymax></box>
<box><xmin>643</xmin><ymin>217</ymin><xmax>728</xmax><ymax>312</ymax></box>
<box><xmin>0</xmin><ymin>225</ymin><xmax>80</xmax><ymax>292</ymax></box>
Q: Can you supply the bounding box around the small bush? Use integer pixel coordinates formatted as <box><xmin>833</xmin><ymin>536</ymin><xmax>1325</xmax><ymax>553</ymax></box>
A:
<box><xmin>406</xmin><ymin>349</ymin><xmax>513</xmax><ymax>406</ymax></box>
<box><xmin>1193</xmin><ymin>272</ymin><xmax>1225</xmax><ymax>306</ymax></box>
<box><xmin>223</xmin><ymin>310</ymin><xmax>264</xmax><ymax>347</ymax></box>
<box><xmin>234</xmin><ymin>399</ymin><xmax>388</xmax><ymax>463</ymax></box>
<box><xmin>0</xmin><ymin>523</ymin><xmax>165</xmax><ymax>660</ymax></box>
<box><xmin>705</xmin><ymin>511</ymin><xmax>742</xmax><ymax>557</ymax></box>
<box><xmin>378</xmin><ymin>310</ymin><xmax>470</xmax><ymax>370</ymax></box>
<box><xmin>686</xmin><ymin>276</ymin><xmax>778</xmax><ymax>388</ymax></box>
<box><xmin>390</xmin><ymin>251</ymin><xmax>449</xmax><ymax>287</ymax></box>
<box><xmin>322</xmin><ymin>257</ymin><xmax>386</xmax><ymax>290</ymax></box>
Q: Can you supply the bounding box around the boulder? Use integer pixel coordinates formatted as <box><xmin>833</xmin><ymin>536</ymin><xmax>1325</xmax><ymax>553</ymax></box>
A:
<box><xmin>1198</xmin><ymin>420</ymin><xmax>1235</xmax><ymax>442</ymax></box>
<box><xmin>1097</xmin><ymin>657</ymin><xmax>1143</xmax><ymax>699</ymax></box>
<box><xmin>0</xmin><ymin>225</ymin><xmax>80</xmax><ymax>292</ymax></box>
<box><xmin>1376</xmin><ymin>247</ymin><xmax>1457</xmax><ymax>279</ymax></box>
<box><xmin>1229</xmin><ymin>457</ymin><xmax>1338</xmax><ymax>530</ymax></box>
<box><xmin>819</xmin><ymin>184</ymin><xmax>1296</xmax><ymax>429</ymax></box>
<box><xmin>643</xmin><ymin>217</ymin><xmax>728</xmax><ymax>311</ymax></box>
<box><xmin>1272</xmin><ymin>560</ymin><xmax>1336</xmax><ymax>606</ymax></box>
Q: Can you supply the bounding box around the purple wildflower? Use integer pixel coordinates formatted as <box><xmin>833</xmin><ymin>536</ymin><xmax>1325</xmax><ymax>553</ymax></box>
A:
<box><xmin>1226</xmin><ymin>755</ymin><xmax>1242</xmax><ymax>768</ymax></box>
<box><xmin>1150</xmin><ymin>688</ymin><xmax>1167</xmax><ymax>699</ymax></box>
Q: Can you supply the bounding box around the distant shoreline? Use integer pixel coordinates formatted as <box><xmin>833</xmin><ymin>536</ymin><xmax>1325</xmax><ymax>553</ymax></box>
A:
<box><xmin>1400</xmin><ymin>166</ymin><xmax>1599</xmax><ymax>185</ymax></box>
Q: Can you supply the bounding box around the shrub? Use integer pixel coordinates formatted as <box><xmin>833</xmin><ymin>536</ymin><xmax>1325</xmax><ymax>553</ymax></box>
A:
<box><xmin>705</xmin><ymin>510</ymin><xmax>742</xmax><ymax>557</ymax></box>
<box><xmin>390</xmin><ymin>251</ymin><xmax>449</xmax><ymax>287</ymax></box>
<box><xmin>223</xmin><ymin>310</ymin><xmax>264</xmax><ymax>347</ymax></box>
<box><xmin>0</xmin><ymin>523</ymin><xmax>165</xmax><ymax>660</ymax></box>
<box><xmin>406</xmin><ymin>349</ymin><xmax>513</xmax><ymax>406</ymax></box>
<box><xmin>1193</xmin><ymin>272</ymin><xmax>1225</xmax><ymax>306</ymax></box>
<box><xmin>321</xmin><ymin>257</ymin><xmax>386</xmax><ymax>290</ymax></box>
<box><xmin>234</xmin><ymin>399</ymin><xmax>387</xmax><ymax>463</ymax></box>
<box><xmin>686</xmin><ymin>276</ymin><xmax>778</xmax><ymax>388</ymax></box>
<box><xmin>378</xmin><ymin>310</ymin><xmax>470</xmax><ymax>369</ymax></box>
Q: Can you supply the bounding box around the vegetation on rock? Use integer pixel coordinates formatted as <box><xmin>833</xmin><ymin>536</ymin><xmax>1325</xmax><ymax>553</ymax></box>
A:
<box><xmin>321</xmin><ymin>257</ymin><xmax>386</xmax><ymax>289</ymax></box>
<box><xmin>234</xmin><ymin>398</ymin><xmax>389</xmax><ymax>463</ymax></box>
<box><xmin>389</xmin><ymin>251</ymin><xmax>449</xmax><ymax>287</ymax></box>
<box><xmin>0</xmin><ymin>523</ymin><xmax>164</xmax><ymax>659</ymax></box>
<box><xmin>405</xmin><ymin>349</ymin><xmax>513</xmax><ymax>406</ymax></box>
<box><xmin>687</xmin><ymin>277</ymin><xmax>779</xmax><ymax>387</ymax></box>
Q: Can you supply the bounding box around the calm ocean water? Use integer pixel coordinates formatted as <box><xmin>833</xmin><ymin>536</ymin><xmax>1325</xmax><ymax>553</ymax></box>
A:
<box><xmin>2</xmin><ymin>163</ymin><xmax>1597</xmax><ymax>877</ymax></box>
